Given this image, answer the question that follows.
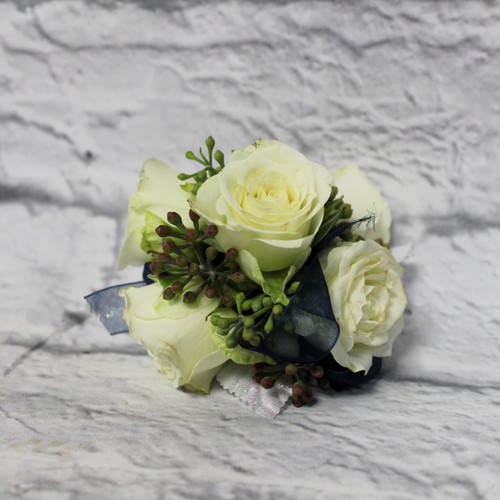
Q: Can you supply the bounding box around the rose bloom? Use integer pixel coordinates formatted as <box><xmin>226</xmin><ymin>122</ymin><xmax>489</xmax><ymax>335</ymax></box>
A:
<box><xmin>192</xmin><ymin>140</ymin><xmax>332</xmax><ymax>281</ymax></box>
<box><xmin>120</xmin><ymin>282</ymin><xmax>228</xmax><ymax>393</ymax></box>
<box><xmin>318</xmin><ymin>240</ymin><xmax>407</xmax><ymax>373</ymax></box>
<box><xmin>117</xmin><ymin>159</ymin><xmax>228</xmax><ymax>392</ymax></box>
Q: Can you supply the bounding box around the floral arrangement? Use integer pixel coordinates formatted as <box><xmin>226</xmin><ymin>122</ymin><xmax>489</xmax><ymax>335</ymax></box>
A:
<box><xmin>87</xmin><ymin>138</ymin><xmax>406</xmax><ymax>414</ymax></box>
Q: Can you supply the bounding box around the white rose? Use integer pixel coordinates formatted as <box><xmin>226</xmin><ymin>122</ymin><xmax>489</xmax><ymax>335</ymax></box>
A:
<box><xmin>331</xmin><ymin>165</ymin><xmax>392</xmax><ymax>244</ymax></box>
<box><xmin>120</xmin><ymin>283</ymin><xmax>228</xmax><ymax>393</ymax></box>
<box><xmin>118</xmin><ymin>159</ymin><xmax>192</xmax><ymax>270</ymax></box>
<box><xmin>192</xmin><ymin>140</ymin><xmax>332</xmax><ymax>281</ymax></box>
<box><xmin>318</xmin><ymin>240</ymin><xmax>406</xmax><ymax>374</ymax></box>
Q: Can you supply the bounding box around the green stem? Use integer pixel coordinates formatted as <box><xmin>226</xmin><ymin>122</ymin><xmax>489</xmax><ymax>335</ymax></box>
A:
<box><xmin>191</xmin><ymin>242</ymin><xmax>205</xmax><ymax>266</ymax></box>
<box><xmin>249</xmin><ymin>305</ymin><xmax>273</xmax><ymax>320</ymax></box>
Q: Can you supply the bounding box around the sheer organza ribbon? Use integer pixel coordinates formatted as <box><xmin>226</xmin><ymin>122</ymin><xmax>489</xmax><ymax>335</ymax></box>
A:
<box><xmin>85</xmin><ymin>265</ymin><xmax>153</xmax><ymax>335</ymax></box>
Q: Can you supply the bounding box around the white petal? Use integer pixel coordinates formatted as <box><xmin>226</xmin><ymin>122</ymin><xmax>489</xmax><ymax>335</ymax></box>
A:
<box><xmin>331</xmin><ymin>165</ymin><xmax>392</xmax><ymax>244</ymax></box>
<box><xmin>118</xmin><ymin>159</ymin><xmax>192</xmax><ymax>270</ymax></box>
<box><xmin>120</xmin><ymin>283</ymin><xmax>227</xmax><ymax>393</ymax></box>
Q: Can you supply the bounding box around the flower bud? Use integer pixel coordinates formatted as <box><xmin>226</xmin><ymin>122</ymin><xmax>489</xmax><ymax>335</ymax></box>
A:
<box><xmin>253</xmin><ymin>362</ymin><xmax>268</xmax><ymax>373</ymax></box>
<box><xmin>251</xmin><ymin>296</ymin><xmax>263</xmax><ymax>313</ymax></box>
<box><xmin>183</xmin><ymin>291</ymin><xmax>197</xmax><ymax>304</ymax></box>
<box><xmin>249</xmin><ymin>335</ymin><xmax>261</xmax><ymax>347</ymax></box>
<box><xmin>231</xmin><ymin>272</ymin><xmax>246</xmax><ymax>283</ymax></box>
<box><xmin>210</xmin><ymin>315</ymin><xmax>221</xmax><ymax>326</ymax></box>
<box><xmin>292</xmin><ymin>381</ymin><xmax>304</xmax><ymax>396</ymax></box>
<box><xmin>185</xmin><ymin>151</ymin><xmax>197</xmax><ymax>161</ymax></box>
<box><xmin>253</xmin><ymin>373</ymin><xmax>263</xmax><ymax>384</ymax></box>
<box><xmin>241</xmin><ymin>300</ymin><xmax>252</xmax><ymax>312</ymax></box>
<box><xmin>286</xmin><ymin>281</ymin><xmax>300</xmax><ymax>295</ymax></box>
<box><xmin>163</xmin><ymin>287</ymin><xmax>175</xmax><ymax>300</ymax></box>
<box><xmin>148</xmin><ymin>262</ymin><xmax>161</xmax><ymax>274</ymax></box>
<box><xmin>285</xmin><ymin>363</ymin><xmax>298</xmax><ymax>376</ymax></box>
<box><xmin>235</xmin><ymin>292</ymin><xmax>245</xmax><ymax>314</ymax></box>
<box><xmin>291</xmin><ymin>395</ymin><xmax>305</xmax><ymax>408</ymax></box>
<box><xmin>242</xmin><ymin>328</ymin><xmax>255</xmax><ymax>342</ymax></box>
<box><xmin>214</xmin><ymin>149</ymin><xmax>224</xmax><ymax>166</ymax></box>
<box><xmin>157</xmin><ymin>253</ymin><xmax>170</xmax><ymax>262</ymax></box>
<box><xmin>243</xmin><ymin>316</ymin><xmax>254</xmax><ymax>328</ymax></box>
<box><xmin>189</xmin><ymin>209</ymin><xmax>200</xmax><ymax>224</ymax></box>
<box><xmin>221</xmin><ymin>295</ymin><xmax>234</xmax><ymax>308</ymax></box>
<box><xmin>167</xmin><ymin>212</ymin><xmax>183</xmax><ymax>226</ymax></box>
<box><xmin>261</xmin><ymin>377</ymin><xmax>275</xmax><ymax>389</ymax></box>
<box><xmin>185</xmin><ymin>229</ymin><xmax>197</xmax><ymax>242</ymax></box>
<box><xmin>205</xmin><ymin>136</ymin><xmax>215</xmax><ymax>150</ymax></box>
<box><xmin>264</xmin><ymin>314</ymin><xmax>274</xmax><ymax>334</ymax></box>
<box><xmin>204</xmin><ymin>224</ymin><xmax>219</xmax><ymax>237</ymax></box>
<box><xmin>175</xmin><ymin>255</ymin><xmax>188</xmax><ymax>267</ymax></box>
<box><xmin>341</xmin><ymin>205</ymin><xmax>353</xmax><ymax>219</ymax></box>
<box><xmin>217</xmin><ymin>326</ymin><xmax>229</xmax><ymax>336</ymax></box>
<box><xmin>218</xmin><ymin>318</ymin><xmax>230</xmax><ymax>330</ymax></box>
<box><xmin>162</xmin><ymin>238</ymin><xmax>176</xmax><ymax>252</ymax></box>
<box><xmin>331</xmin><ymin>185</ymin><xmax>339</xmax><ymax>198</ymax></box>
<box><xmin>262</xmin><ymin>296</ymin><xmax>273</xmax><ymax>307</ymax></box>
<box><xmin>225</xmin><ymin>248</ymin><xmax>238</xmax><ymax>261</ymax></box>
<box><xmin>156</xmin><ymin>225</ymin><xmax>171</xmax><ymax>237</ymax></box>
<box><xmin>205</xmin><ymin>246</ymin><xmax>218</xmax><ymax>263</ymax></box>
<box><xmin>310</xmin><ymin>366</ymin><xmax>325</xmax><ymax>379</ymax></box>
<box><xmin>170</xmin><ymin>281</ymin><xmax>183</xmax><ymax>294</ymax></box>
<box><xmin>188</xmin><ymin>262</ymin><xmax>199</xmax><ymax>275</ymax></box>
<box><xmin>272</xmin><ymin>304</ymin><xmax>283</xmax><ymax>316</ymax></box>
<box><xmin>225</xmin><ymin>335</ymin><xmax>238</xmax><ymax>349</ymax></box>
<box><xmin>205</xmin><ymin>285</ymin><xmax>217</xmax><ymax>298</ymax></box>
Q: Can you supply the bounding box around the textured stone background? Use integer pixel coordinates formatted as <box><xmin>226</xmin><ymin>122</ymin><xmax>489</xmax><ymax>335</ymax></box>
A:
<box><xmin>1</xmin><ymin>1</ymin><xmax>499</xmax><ymax>498</ymax></box>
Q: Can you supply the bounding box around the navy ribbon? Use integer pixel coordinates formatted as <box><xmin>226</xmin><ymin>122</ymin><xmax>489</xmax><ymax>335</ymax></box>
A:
<box><xmin>84</xmin><ymin>265</ymin><xmax>154</xmax><ymax>335</ymax></box>
<box><xmin>85</xmin><ymin>216</ymin><xmax>381</xmax><ymax>383</ymax></box>
<box><xmin>246</xmin><ymin>255</ymin><xmax>340</xmax><ymax>364</ymax></box>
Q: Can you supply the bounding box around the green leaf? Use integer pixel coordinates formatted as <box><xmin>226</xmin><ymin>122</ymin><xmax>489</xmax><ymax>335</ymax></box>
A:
<box><xmin>238</xmin><ymin>248</ymin><xmax>309</xmax><ymax>306</ymax></box>
<box><xmin>260</xmin><ymin>269</ymin><xmax>290</xmax><ymax>305</ymax></box>
<box><xmin>312</xmin><ymin>209</ymin><xmax>343</xmax><ymax>246</ymax></box>
<box><xmin>313</xmin><ymin>192</ymin><xmax>354</xmax><ymax>246</ymax></box>
<box><xmin>179</xmin><ymin>181</ymin><xmax>199</xmax><ymax>195</ymax></box>
<box><xmin>140</xmin><ymin>211</ymin><xmax>167</xmax><ymax>254</ymax></box>
<box><xmin>261</xmin><ymin>251</ymin><xmax>309</xmax><ymax>305</ymax></box>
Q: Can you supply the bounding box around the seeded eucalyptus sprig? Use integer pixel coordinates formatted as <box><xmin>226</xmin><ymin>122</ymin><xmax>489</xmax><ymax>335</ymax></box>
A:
<box><xmin>147</xmin><ymin>208</ymin><xmax>301</xmax><ymax>351</ymax></box>
<box><xmin>147</xmin><ymin>210</ymin><xmax>255</xmax><ymax>305</ymax></box>
<box><xmin>209</xmin><ymin>281</ymin><xmax>300</xmax><ymax>349</ymax></box>
<box><xmin>252</xmin><ymin>361</ymin><xmax>331</xmax><ymax>407</ymax></box>
<box><xmin>177</xmin><ymin>136</ymin><xmax>226</xmax><ymax>194</ymax></box>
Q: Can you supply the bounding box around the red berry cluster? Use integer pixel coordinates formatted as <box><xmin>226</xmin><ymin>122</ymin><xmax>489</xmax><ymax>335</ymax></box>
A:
<box><xmin>252</xmin><ymin>361</ymin><xmax>331</xmax><ymax>407</ymax></box>
<box><xmin>148</xmin><ymin>210</ymin><xmax>251</xmax><ymax>305</ymax></box>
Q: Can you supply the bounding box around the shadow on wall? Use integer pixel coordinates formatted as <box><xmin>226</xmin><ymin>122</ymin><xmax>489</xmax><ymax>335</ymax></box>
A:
<box><xmin>8</xmin><ymin>0</ymin><xmax>296</xmax><ymax>12</ymax></box>
<box><xmin>11</xmin><ymin>0</ymin><xmax>498</xmax><ymax>12</ymax></box>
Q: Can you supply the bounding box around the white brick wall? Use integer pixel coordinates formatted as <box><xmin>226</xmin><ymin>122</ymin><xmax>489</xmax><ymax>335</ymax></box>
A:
<box><xmin>1</xmin><ymin>1</ymin><xmax>499</xmax><ymax>498</ymax></box>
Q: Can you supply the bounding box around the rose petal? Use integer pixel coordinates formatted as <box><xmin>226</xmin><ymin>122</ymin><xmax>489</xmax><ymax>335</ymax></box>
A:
<box><xmin>118</xmin><ymin>159</ymin><xmax>192</xmax><ymax>270</ymax></box>
<box><xmin>331</xmin><ymin>165</ymin><xmax>392</xmax><ymax>244</ymax></box>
